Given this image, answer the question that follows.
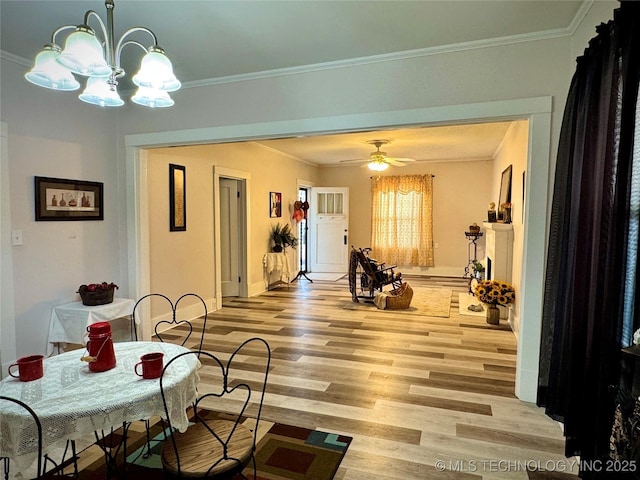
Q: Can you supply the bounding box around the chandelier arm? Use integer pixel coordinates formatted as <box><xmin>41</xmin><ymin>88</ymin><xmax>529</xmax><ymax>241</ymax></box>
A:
<box><xmin>116</xmin><ymin>40</ymin><xmax>148</xmax><ymax>69</ymax></box>
<box><xmin>83</xmin><ymin>9</ymin><xmax>110</xmax><ymax>56</ymax></box>
<box><xmin>115</xmin><ymin>27</ymin><xmax>158</xmax><ymax>59</ymax></box>
<box><xmin>50</xmin><ymin>25</ymin><xmax>76</xmax><ymax>45</ymax></box>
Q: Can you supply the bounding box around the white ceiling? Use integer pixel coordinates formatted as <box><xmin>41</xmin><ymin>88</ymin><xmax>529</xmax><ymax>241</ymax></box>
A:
<box><xmin>0</xmin><ymin>0</ymin><xmax>588</xmax><ymax>165</ymax></box>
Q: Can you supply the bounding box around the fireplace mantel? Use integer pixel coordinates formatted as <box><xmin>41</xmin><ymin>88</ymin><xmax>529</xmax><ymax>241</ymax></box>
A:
<box><xmin>482</xmin><ymin>222</ymin><xmax>513</xmax><ymax>284</ymax></box>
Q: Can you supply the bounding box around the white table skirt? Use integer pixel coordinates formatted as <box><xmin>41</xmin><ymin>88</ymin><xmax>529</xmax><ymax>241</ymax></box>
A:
<box><xmin>0</xmin><ymin>341</ymin><xmax>200</xmax><ymax>475</ymax></box>
<box><xmin>47</xmin><ymin>298</ymin><xmax>137</xmax><ymax>356</ymax></box>
<box><xmin>263</xmin><ymin>252</ymin><xmax>291</xmax><ymax>286</ymax></box>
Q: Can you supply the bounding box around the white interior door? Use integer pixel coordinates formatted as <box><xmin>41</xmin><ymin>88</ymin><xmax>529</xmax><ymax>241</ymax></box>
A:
<box><xmin>220</xmin><ymin>178</ymin><xmax>240</xmax><ymax>296</ymax></box>
<box><xmin>309</xmin><ymin>187</ymin><xmax>349</xmax><ymax>273</ymax></box>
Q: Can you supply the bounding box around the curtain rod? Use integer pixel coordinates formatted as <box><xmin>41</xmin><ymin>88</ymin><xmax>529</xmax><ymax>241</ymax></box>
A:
<box><xmin>370</xmin><ymin>174</ymin><xmax>435</xmax><ymax>178</ymax></box>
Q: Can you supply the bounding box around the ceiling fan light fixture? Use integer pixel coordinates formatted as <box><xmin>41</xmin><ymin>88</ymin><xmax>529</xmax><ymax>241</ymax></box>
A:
<box><xmin>368</xmin><ymin>160</ymin><xmax>389</xmax><ymax>171</ymax></box>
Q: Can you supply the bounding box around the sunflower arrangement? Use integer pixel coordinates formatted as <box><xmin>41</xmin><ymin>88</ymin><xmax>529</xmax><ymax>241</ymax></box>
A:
<box><xmin>474</xmin><ymin>279</ymin><xmax>515</xmax><ymax>306</ymax></box>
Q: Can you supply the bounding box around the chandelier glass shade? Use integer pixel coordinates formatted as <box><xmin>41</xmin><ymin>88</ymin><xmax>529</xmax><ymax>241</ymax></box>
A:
<box><xmin>24</xmin><ymin>0</ymin><xmax>180</xmax><ymax>108</ymax></box>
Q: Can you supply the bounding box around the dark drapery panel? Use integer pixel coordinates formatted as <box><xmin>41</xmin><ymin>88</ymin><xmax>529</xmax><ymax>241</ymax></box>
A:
<box><xmin>538</xmin><ymin>1</ymin><xmax>640</xmax><ymax>474</ymax></box>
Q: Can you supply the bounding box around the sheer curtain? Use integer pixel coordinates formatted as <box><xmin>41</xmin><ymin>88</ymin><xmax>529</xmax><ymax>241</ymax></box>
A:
<box><xmin>370</xmin><ymin>174</ymin><xmax>434</xmax><ymax>266</ymax></box>
<box><xmin>537</xmin><ymin>1</ymin><xmax>640</xmax><ymax>473</ymax></box>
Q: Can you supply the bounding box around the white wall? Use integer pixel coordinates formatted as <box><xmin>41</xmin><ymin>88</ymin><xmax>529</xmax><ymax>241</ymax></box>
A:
<box><xmin>0</xmin><ymin>58</ymin><xmax>120</xmax><ymax>363</ymax></box>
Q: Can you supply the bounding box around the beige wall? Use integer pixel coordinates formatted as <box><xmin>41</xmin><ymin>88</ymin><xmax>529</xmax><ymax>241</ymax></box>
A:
<box><xmin>319</xmin><ymin>159</ymin><xmax>493</xmax><ymax>276</ymax></box>
<box><xmin>145</xmin><ymin>142</ymin><xmax>318</xmax><ymax>321</ymax></box>
<box><xmin>491</xmin><ymin>121</ymin><xmax>529</xmax><ymax>335</ymax></box>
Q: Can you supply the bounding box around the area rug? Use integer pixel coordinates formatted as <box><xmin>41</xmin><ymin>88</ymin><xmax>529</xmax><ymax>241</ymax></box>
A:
<box><xmin>306</xmin><ymin>272</ymin><xmax>346</xmax><ymax>282</ymax></box>
<box><xmin>59</xmin><ymin>410</ymin><xmax>351</xmax><ymax>480</ymax></box>
<box><xmin>458</xmin><ymin>291</ymin><xmax>486</xmax><ymax>317</ymax></box>
<box><xmin>344</xmin><ymin>286</ymin><xmax>452</xmax><ymax>318</ymax></box>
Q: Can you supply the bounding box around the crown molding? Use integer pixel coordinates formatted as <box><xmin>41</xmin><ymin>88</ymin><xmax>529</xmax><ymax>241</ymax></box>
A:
<box><xmin>4</xmin><ymin>3</ymin><xmax>593</xmax><ymax>91</ymax></box>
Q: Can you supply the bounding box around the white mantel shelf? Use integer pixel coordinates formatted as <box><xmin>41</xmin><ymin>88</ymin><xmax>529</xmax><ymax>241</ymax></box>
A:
<box><xmin>482</xmin><ymin>222</ymin><xmax>514</xmax><ymax>320</ymax></box>
<box><xmin>482</xmin><ymin>222</ymin><xmax>513</xmax><ymax>231</ymax></box>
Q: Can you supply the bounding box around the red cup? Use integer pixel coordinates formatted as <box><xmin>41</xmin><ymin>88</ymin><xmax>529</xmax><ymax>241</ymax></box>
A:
<box><xmin>134</xmin><ymin>352</ymin><xmax>164</xmax><ymax>379</ymax></box>
<box><xmin>8</xmin><ymin>354</ymin><xmax>44</xmax><ymax>382</ymax></box>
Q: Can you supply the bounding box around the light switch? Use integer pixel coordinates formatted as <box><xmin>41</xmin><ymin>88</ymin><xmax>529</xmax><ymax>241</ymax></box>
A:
<box><xmin>12</xmin><ymin>229</ymin><xmax>23</xmax><ymax>246</ymax></box>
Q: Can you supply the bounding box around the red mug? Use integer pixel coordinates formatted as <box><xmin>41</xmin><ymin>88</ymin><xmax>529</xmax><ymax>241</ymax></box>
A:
<box><xmin>134</xmin><ymin>352</ymin><xmax>164</xmax><ymax>379</ymax></box>
<box><xmin>8</xmin><ymin>354</ymin><xmax>44</xmax><ymax>382</ymax></box>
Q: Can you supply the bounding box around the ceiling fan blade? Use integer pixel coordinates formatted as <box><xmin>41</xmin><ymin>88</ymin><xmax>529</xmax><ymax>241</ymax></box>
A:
<box><xmin>339</xmin><ymin>159</ymin><xmax>367</xmax><ymax>164</ymax></box>
<box><xmin>385</xmin><ymin>157</ymin><xmax>415</xmax><ymax>166</ymax></box>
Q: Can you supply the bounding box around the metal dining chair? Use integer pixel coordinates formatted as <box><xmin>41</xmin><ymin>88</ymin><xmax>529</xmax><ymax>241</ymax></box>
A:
<box><xmin>0</xmin><ymin>396</ymin><xmax>43</xmax><ymax>480</ymax></box>
<box><xmin>159</xmin><ymin>337</ymin><xmax>271</xmax><ymax>479</ymax></box>
<box><xmin>132</xmin><ymin>293</ymin><xmax>208</xmax><ymax>352</ymax></box>
<box><xmin>131</xmin><ymin>292</ymin><xmax>209</xmax><ymax>457</ymax></box>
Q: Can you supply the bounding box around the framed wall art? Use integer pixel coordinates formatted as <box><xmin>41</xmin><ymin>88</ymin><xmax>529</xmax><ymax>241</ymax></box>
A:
<box><xmin>34</xmin><ymin>176</ymin><xmax>104</xmax><ymax>221</ymax></box>
<box><xmin>169</xmin><ymin>164</ymin><xmax>186</xmax><ymax>231</ymax></box>
<box><xmin>270</xmin><ymin>192</ymin><xmax>282</xmax><ymax>218</ymax></box>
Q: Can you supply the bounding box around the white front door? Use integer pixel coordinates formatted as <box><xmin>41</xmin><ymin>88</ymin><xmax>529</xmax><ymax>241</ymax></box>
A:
<box><xmin>309</xmin><ymin>187</ymin><xmax>349</xmax><ymax>273</ymax></box>
<box><xmin>220</xmin><ymin>178</ymin><xmax>240</xmax><ymax>296</ymax></box>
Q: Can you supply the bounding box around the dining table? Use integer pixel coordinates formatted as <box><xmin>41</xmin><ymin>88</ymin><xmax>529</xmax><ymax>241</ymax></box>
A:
<box><xmin>0</xmin><ymin>341</ymin><xmax>200</xmax><ymax>477</ymax></box>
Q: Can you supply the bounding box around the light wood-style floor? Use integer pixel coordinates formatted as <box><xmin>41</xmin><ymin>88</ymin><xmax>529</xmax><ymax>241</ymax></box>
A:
<box><xmin>193</xmin><ymin>275</ymin><xmax>579</xmax><ymax>480</ymax></box>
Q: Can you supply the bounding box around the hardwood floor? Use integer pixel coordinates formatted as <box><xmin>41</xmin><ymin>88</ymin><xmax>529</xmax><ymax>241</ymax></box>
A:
<box><xmin>193</xmin><ymin>275</ymin><xmax>579</xmax><ymax>479</ymax></box>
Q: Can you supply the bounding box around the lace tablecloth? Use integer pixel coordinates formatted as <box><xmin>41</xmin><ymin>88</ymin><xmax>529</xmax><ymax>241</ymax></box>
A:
<box><xmin>0</xmin><ymin>341</ymin><xmax>200</xmax><ymax>474</ymax></box>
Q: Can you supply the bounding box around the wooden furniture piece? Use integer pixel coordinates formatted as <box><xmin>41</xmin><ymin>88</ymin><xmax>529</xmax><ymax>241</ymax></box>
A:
<box><xmin>47</xmin><ymin>297</ymin><xmax>136</xmax><ymax>355</ymax></box>
<box><xmin>348</xmin><ymin>247</ymin><xmax>402</xmax><ymax>302</ymax></box>
<box><xmin>0</xmin><ymin>342</ymin><xmax>199</xmax><ymax>479</ymax></box>
<box><xmin>159</xmin><ymin>338</ymin><xmax>271</xmax><ymax>479</ymax></box>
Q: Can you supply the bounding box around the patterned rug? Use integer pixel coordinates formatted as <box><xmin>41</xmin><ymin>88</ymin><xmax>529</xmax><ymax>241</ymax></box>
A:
<box><xmin>344</xmin><ymin>286</ymin><xmax>452</xmax><ymax>317</ymax></box>
<box><xmin>53</xmin><ymin>411</ymin><xmax>351</xmax><ymax>480</ymax></box>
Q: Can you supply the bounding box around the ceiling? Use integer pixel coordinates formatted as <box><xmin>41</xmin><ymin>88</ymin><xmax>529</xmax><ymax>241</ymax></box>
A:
<box><xmin>0</xmin><ymin>0</ymin><xmax>588</xmax><ymax>165</ymax></box>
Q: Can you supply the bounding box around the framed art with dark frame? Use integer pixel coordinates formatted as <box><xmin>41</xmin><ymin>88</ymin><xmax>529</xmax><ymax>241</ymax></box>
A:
<box><xmin>35</xmin><ymin>176</ymin><xmax>103</xmax><ymax>221</ymax></box>
<box><xmin>498</xmin><ymin>164</ymin><xmax>513</xmax><ymax>222</ymax></box>
<box><xmin>270</xmin><ymin>192</ymin><xmax>282</xmax><ymax>218</ymax></box>
<box><xmin>169</xmin><ymin>164</ymin><xmax>186</xmax><ymax>231</ymax></box>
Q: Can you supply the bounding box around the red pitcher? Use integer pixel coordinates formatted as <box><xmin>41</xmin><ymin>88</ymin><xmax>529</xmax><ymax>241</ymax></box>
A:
<box><xmin>82</xmin><ymin>322</ymin><xmax>116</xmax><ymax>372</ymax></box>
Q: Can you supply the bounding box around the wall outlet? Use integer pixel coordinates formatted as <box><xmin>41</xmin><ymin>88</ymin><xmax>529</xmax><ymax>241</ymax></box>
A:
<box><xmin>434</xmin><ymin>242</ymin><xmax>439</xmax><ymax>248</ymax></box>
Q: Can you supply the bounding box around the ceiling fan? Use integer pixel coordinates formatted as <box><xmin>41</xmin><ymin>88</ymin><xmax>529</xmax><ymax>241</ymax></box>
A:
<box><xmin>341</xmin><ymin>140</ymin><xmax>416</xmax><ymax>171</ymax></box>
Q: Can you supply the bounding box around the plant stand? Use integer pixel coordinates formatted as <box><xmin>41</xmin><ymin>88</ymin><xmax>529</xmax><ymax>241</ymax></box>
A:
<box><xmin>464</xmin><ymin>231</ymin><xmax>483</xmax><ymax>293</ymax></box>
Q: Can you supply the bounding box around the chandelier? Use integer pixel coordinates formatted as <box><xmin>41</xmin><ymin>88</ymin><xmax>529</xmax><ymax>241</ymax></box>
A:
<box><xmin>24</xmin><ymin>0</ymin><xmax>180</xmax><ymax>108</ymax></box>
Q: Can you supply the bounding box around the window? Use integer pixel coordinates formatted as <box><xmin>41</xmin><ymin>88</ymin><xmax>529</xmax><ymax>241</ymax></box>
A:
<box><xmin>371</xmin><ymin>174</ymin><xmax>434</xmax><ymax>266</ymax></box>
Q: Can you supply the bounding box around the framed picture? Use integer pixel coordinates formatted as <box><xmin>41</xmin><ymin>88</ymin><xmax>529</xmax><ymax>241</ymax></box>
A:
<box><xmin>34</xmin><ymin>176</ymin><xmax>103</xmax><ymax>221</ymax></box>
<box><xmin>169</xmin><ymin>164</ymin><xmax>186</xmax><ymax>231</ymax></box>
<box><xmin>498</xmin><ymin>164</ymin><xmax>513</xmax><ymax>220</ymax></box>
<box><xmin>270</xmin><ymin>192</ymin><xmax>282</xmax><ymax>218</ymax></box>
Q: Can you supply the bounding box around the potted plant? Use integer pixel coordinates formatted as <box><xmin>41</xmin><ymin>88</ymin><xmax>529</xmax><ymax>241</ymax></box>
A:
<box><xmin>471</xmin><ymin>260</ymin><xmax>485</xmax><ymax>281</ymax></box>
<box><xmin>269</xmin><ymin>223</ymin><xmax>298</xmax><ymax>252</ymax></box>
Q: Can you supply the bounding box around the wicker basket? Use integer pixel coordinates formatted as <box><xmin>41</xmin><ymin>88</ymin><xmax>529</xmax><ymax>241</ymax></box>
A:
<box><xmin>385</xmin><ymin>282</ymin><xmax>414</xmax><ymax>310</ymax></box>
<box><xmin>78</xmin><ymin>286</ymin><xmax>115</xmax><ymax>306</ymax></box>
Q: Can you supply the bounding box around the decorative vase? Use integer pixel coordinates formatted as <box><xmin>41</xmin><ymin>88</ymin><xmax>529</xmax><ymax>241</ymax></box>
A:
<box><xmin>486</xmin><ymin>304</ymin><xmax>500</xmax><ymax>325</ymax></box>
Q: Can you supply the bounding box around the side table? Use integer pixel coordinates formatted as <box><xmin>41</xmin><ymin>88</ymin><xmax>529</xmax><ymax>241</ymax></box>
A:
<box><xmin>262</xmin><ymin>252</ymin><xmax>291</xmax><ymax>290</ymax></box>
<box><xmin>46</xmin><ymin>298</ymin><xmax>136</xmax><ymax>356</ymax></box>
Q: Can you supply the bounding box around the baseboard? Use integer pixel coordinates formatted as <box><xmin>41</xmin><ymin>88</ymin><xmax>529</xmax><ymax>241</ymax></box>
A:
<box><xmin>153</xmin><ymin>297</ymin><xmax>215</xmax><ymax>334</ymax></box>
